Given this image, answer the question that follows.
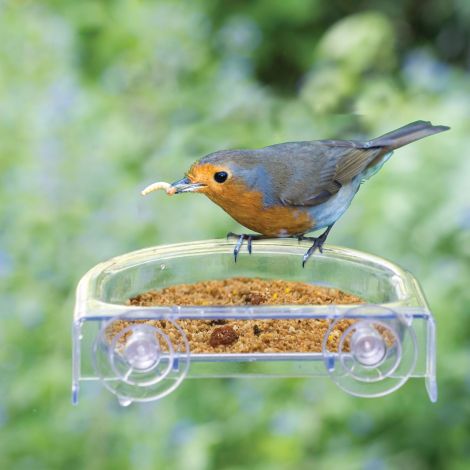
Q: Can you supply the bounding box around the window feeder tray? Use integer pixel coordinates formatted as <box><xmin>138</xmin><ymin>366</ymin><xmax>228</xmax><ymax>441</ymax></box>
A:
<box><xmin>72</xmin><ymin>239</ymin><xmax>437</xmax><ymax>406</ymax></box>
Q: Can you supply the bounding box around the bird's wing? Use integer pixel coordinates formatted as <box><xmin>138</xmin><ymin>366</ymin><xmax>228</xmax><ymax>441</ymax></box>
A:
<box><xmin>265</xmin><ymin>141</ymin><xmax>383</xmax><ymax>207</ymax></box>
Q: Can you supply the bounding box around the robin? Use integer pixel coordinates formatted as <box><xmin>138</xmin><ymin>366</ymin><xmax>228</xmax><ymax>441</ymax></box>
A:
<box><xmin>143</xmin><ymin>120</ymin><xmax>449</xmax><ymax>266</ymax></box>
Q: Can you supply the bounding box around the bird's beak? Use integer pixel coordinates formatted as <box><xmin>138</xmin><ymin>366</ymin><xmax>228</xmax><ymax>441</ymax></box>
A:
<box><xmin>170</xmin><ymin>176</ymin><xmax>206</xmax><ymax>193</ymax></box>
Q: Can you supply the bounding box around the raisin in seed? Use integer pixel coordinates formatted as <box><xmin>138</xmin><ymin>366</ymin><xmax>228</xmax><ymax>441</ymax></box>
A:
<box><xmin>209</xmin><ymin>325</ymin><xmax>239</xmax><ymax>347</ymax></box>
<box><xmin>209</xmin><ymin>319</ymin><xmax>227</xmax><ymax>326</ymax></box>
<box><xmin>244</xmin><ymin>292</ymin><xmax>265</xmax><ymax>305</ymax></box>
<box><xmin>253</xmin><ymin>325</ymin><xmax>261</xmax><ymax>336</ymax></box>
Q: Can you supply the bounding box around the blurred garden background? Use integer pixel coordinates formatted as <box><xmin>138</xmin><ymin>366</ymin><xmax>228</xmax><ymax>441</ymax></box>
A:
<box><xmin>1</xmin><ymin>0</ymin><xmax>470</xmax><ymax>468</ymax></box>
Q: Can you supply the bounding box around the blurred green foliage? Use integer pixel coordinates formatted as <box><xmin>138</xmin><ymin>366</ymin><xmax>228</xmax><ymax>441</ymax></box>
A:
<box><xmin>1</xmin><ymin>0</ymin><xmax>470</xmax><ymax>469</ymax></box>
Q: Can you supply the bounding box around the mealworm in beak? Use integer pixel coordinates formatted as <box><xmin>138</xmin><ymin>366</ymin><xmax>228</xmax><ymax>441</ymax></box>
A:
<box><xmin>141</xmin><ymin>182</ymin><xmax>176</xmax><ymax>196</ymax></box>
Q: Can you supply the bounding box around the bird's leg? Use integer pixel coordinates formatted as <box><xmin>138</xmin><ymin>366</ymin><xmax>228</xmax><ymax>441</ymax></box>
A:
<box><xmin>299</xmin><ymin>224</ymin><xmax>334</xmax><ymax>267</ymax></box>
<box><xmin>226</xmin><ymin>232</ymin><xmax>270</xmax><ymax>262</ymax></box>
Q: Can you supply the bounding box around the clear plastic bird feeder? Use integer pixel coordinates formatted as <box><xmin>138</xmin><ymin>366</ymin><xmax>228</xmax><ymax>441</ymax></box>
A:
<box><xmin>72</xmin><ymin>239</ymin><xmax>437</xmax><ymax>406</ymax></box>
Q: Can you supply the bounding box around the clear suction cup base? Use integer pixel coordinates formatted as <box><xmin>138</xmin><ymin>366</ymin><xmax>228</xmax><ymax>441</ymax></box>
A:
<box><xmin>322</xmin><ymin>306</ymin><xmax>418</xmax><ymax>398</ymax></box>
<box><xmin>92</xmin><ymin>315</ymin><xmax>190</xmax><ymax>404</ymax></box>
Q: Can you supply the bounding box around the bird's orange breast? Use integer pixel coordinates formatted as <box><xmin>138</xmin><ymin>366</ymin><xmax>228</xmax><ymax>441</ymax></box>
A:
<box><xmin>204</xmin><ymin>181</ymin><xmax>314</xmax><ymax>237</ymax></box>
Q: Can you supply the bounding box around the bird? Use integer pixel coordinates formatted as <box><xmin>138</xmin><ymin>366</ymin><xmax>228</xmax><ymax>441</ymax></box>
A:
<box><xmin>144</xmin><ymin>121</ymin><xmax>449</xmax><ymax>266</ymax></box>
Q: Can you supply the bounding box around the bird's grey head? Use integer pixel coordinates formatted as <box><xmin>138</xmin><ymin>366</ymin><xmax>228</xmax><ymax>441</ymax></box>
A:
<box><xmin>179</xmin><ymin>150</ymin><xmax>278</xmax><ymax>205</ymax></box>
<box><xmin>192</xmin><ymin>149</ymin><xmax>276</xmax><ymax>205</ymax></box>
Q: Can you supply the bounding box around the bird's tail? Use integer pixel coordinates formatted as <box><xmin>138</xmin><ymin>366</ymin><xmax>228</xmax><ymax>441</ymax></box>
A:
<box><xmin>367</xmin><ymin>121</ymin><xmax>449</xmax><ymax>150</ymax></box>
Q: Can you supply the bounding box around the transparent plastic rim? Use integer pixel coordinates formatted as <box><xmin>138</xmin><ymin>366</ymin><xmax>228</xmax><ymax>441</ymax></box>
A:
<box><xmin>82</xmin><ymin>238</ymin><xmax>412</xmax><ymax>276</ymax></box>
<box><xmin>75</xmin><ymin>239</ymin><xmax>419</xmax><ymax>321</ymax></box>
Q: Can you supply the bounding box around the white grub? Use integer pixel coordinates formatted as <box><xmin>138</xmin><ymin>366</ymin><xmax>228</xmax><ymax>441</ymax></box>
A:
<box><xmin>141</xmin><ymin>181</ymin><xmax>176</xmax><ymax>196</ymax></box>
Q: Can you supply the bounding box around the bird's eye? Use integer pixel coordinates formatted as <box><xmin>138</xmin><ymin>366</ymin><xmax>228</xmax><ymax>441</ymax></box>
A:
<box><xmin>214</xmin><ymin>171</ymin><xmax>228</xmax><ymax>183</ymax></box>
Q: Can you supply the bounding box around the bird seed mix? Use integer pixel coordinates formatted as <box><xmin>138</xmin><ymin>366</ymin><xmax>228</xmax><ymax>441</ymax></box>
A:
<box><xmin>108</xmin><ymin>277</ymin><xmax>364</xmax><ymax>353</ymax></box>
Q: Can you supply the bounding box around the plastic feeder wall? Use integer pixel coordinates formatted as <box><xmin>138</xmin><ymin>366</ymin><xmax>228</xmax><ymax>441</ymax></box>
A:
<box><xmin>72</xmin><ymin>239</ymin><xmax>437</xmax><ymax>406</ymax></box>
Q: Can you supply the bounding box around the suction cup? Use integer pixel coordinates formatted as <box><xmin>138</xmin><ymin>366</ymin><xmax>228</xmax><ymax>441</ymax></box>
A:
<box><xmin>92</xmin><ymin>315</ymin><xmax>190</xmax><ymax>404</ymax></box>
<box><xmin>322</xmin><ymin>305</ymin><xmax>417</xmax><ymax>398</ymax></box>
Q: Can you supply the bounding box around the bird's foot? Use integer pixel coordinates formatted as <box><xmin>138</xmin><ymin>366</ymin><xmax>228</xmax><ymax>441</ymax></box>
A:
<box><xmin>298</xmin><ymin>225</ymin><xmax>333</xmax><ymax>267</ymax></box>
<box><xmin>226</xmin><ymin>232</ymin><xmax>269</xmax><ymax>262</ymax></box>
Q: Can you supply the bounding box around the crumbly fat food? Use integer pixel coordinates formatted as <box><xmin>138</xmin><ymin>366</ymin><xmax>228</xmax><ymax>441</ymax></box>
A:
<box><xmin>108</xmin><ymin>277</ymin><xmax>364</xmax><ymax>354</ymax></box>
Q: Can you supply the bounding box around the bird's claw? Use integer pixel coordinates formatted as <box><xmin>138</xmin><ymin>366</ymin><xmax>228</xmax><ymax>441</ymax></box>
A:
<box><xmin>227</xmin><ymin>233</ymin><xmax>266</xmax><ymax>262</ymax></box>
<box><xmin>299</xmin><ymin>225</ymin><xmax>333</xmax><ymax>267</ymax></box>
<box><xmin>233</xmin><ymin>235</ymin><xmax>245</xmax><ymax>262</ymax></box>
<box><xmin>301</xmin><ymin>237</ymin><xmax>325</xmax><ymax>267</ymax></box>
<box><xmin>247</xmin><ymin>236</ymin><xmax>253</xmax><ymax>255</ymax></box>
